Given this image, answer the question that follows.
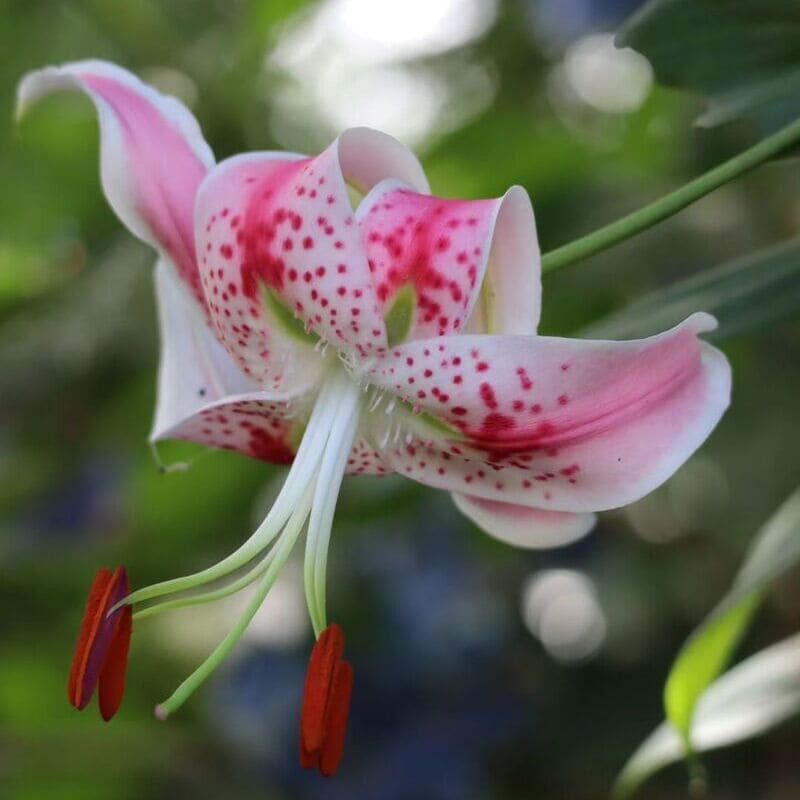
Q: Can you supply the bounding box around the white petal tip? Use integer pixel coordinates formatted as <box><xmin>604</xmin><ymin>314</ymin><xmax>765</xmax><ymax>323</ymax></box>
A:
<box><xmin>685</xmin><ymin>311</ymin><xmax>718</xmax><ymax>335</ymax></box>
<box><xmin>453</xmin><ymin>493</ymin><xmax>598</xmax><ymax>550</ymax></box>
<box><xmin>154</xmin><ymin>704</ymin><xmax>169</xmax><ymax>721</ymax></box>
<box><xmin>15</xmin><ymin>67</ymin><xmax>76</xmax><ymax>123</ymax></box>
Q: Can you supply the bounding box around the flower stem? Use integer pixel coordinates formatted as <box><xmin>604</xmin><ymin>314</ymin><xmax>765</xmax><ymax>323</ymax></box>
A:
<box><xmin>541</xmin><ymin>116</ymin><xmax>800</xmax><ymax>274</ymax></box>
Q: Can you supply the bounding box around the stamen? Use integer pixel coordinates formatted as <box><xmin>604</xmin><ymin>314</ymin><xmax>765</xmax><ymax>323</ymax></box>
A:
<box><xmin>300</xmin><ymin>623</ymin><xmax>344</xmax><ymax>755</ymax></box>
<box><xmin>98</xmin><ymin>598</ymin><xmax>133</xmax><ymax>721</ymax></box>
<box><xmin>132</xmin><ymin>547</ymin><xmax>279</xmax><ymax>621</ymax></box>
<box><xmin>68</xmin><ymin>566</ymin><xmax>131</xmax><ymax>718</ymax></box>
<box><xmin>299</xmin><ymin>623</ymin><xmax>354</xmax><ymax>777</ymax></box>
<box><xmin>303</xmin><ymin>389</ymin><xmax>361</xmax><ymax>636</ymax></box>
<box><xmin>154</xmin><ymin>481</ymin><xmax>315</xmax><ymax>719</ymax></box>
<box><xmin>319</xmin><ymin>660</ymin><xmax>354</xmax><ymax>777</ymax></box>
<box><xmin>116</xmin><ymin>371</ymin><xmax>350</xmax><ymax>612</ymax></box>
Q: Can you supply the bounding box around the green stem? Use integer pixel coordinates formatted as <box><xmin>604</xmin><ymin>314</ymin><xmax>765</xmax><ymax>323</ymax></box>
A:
<box><xmin>541</xmin><ymin>116</ymin><xmax>800</xmax><ymax>273</ymax></box>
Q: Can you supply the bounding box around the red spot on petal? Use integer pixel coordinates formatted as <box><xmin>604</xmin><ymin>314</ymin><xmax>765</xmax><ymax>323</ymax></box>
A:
<box><xmin>479</xmin><ymin>382</ymin><xmax>498</xmax><ymax>410</ymax></box>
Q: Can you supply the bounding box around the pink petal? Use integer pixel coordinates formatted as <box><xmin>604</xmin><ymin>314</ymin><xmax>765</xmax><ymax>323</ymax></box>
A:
<box><xmin>345</xmin><ymin>436</ymin><xmax>391</xmax><ymax>476</ymax></box>
<box><xmin>195</xmin><ymin>129</ymin><xmax>429</xmax><ymax>379</ymax></box>
<box><xmin>356</xmin><ymin>184</ymin><xmax>540</xmax><ymax>340</ymax></box>
<box><xmin>17</xmin><ymin>60</ymin><xmax>214</xmax><ymax>310</ymax></box>
<box><xmin>151</xmin><ymin>259</ymin><xmax>322</xmax><ymax>442</ymax></box>
<box><xmin>451</xmin><ymin>494</ymin><xmax>596</xmax><ymax>549</ymax></box>
<box><xmin>160</xmin><ymin>392</ymin><xmax>311</xmax><ymax>465</ymax></box>
<box><xmin>361</xmin><ymin>313</ymin><xmax>731</xmax><ymax>512</ymax></box>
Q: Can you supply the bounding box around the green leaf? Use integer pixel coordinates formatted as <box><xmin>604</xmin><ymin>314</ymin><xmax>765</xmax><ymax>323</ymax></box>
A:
<box><xmin>582</xmin><ymin>236</ymin><xmax>800</xmax><ymax>341</ymax></box>
<box><xmin>663</xmin><ymin>592</ymin><xmax>761</xmax><ymax>749</ymax></box>
<box><xmin>613</xmin><ymin>634</ymin><xmax>800</xmax><ymax>800</ymax></box>
<box><xmin>618</xmin><ymin>0</ymin><xmax>800</xmax><ymax>133</ymax></box>
<box><xmin>668</xmin><ymin>488</ymin><xmax>800</xmax><ymax>741</ymax></box>
<box><xmin>383</xmin><ymin>283</ymin><xmax>416</xmax><ymax>347</ymax></box>
<box><xmin>614</xmin><ymin>488</ymin><xmax>800</xmax><ymax>797</ymax></box>
<box><xmin>614</xmin><ymin>632</ymin><xmax>800</xmax><ymax>799</ymax></box>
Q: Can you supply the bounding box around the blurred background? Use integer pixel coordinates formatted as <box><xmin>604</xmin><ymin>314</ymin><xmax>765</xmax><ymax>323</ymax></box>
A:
<box><xmin>2</xmin><ymin>1</ymin><xmax>800</xmax><ymax>798</ymax></box>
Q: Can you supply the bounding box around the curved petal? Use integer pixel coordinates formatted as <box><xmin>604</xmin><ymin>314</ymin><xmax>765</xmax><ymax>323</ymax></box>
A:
<box><xmin>159</xmin><ymin>390</ymin><xmax>312</xmax><ymax>465</ymax></box>
<box><xmin>17</xmin><ymin>60</ymin><xmax>213</xmax><ymax>310</ymax></box>
<box><xmin>452</xmin><ymin>493</ymin><xmax>596</xmax><ymax>549</ymax></box>
<box><xmin>151</xmin><ymin>259</ymin><xmax>256</xmax><ymax>440</ymax></box>
<box><xmin>155</xmin><ymin>278</ymin><xmax>387</xmax><ymax>469</ymax></box>
<box><xmin>356</xmin><ymin>183</ymin><xmax>540</xmax><ymax>341</ymax></box>
<box><xmin>195</xmin><ymin>129</ymin><xmax>430</xmax><ymax>381</ymax></box>
<box><xmin>359</xmin><ymin>314</ymin><xmax>731</xmax><ymax>512</ymax></box>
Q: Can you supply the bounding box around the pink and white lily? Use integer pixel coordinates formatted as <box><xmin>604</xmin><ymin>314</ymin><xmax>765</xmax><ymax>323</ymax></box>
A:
<box><xmin>18</xmin><ymin>60</ymin><xmax>730</xmax><ymax>769</ymax></box>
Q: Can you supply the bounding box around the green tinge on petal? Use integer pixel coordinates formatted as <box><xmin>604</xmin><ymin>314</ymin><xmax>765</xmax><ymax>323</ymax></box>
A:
<box><xmin>383</xmin><ymin>283</ymin><xmax>416</xmax><ymax>347</ymax></box>
<box><xmin>261</xmin><ymin>286</ymin><xmax>319</xmax><ymax>345</ymax></box>
<box><xmin>347</xmin><ymin>182</ymin><xmax>365</xmax><ymax>211</ymax></box>
<box><xmin>395</xmin><ymin>396</ymin><xmax>467</xmax><ymax>442</ymax></box>
<box><xmin>480</xmin><ymin>264</ymin><xmax>497</xmax><ymax>333</ymax></box>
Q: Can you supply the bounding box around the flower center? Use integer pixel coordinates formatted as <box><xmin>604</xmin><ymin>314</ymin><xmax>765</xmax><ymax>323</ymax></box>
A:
<box><xmin>118</xmin><ymin>365</ymin><xmax>363</xmax><ymax>718</ymax></box>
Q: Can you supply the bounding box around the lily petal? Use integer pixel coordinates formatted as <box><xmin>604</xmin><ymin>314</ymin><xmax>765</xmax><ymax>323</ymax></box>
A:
<box><xmin>452</xmin><ymin>493</ymin><xmax>596</xmax><ymax>549</ymax></box>
<box><xmin>17</xmin><ymin>60</ymin><xmax>214</xmax><ymax>309</ymax></box>
<box><xmin>361</xmin><ymin>313</ymin><xmax>731</xmax><ymax>512</ymax></box>
<box><xmin>157</xmin><ymin>390</ymin><xmax>312</xmax><ymax>465</ymax></box>
<box><xmin>151</xmin><ymin>258</ymin><xmax>321</xmax><ymax>441</ymax></box>
<box><xmin>356</xmin><ymin>184</ymin><xmax>540</xmax><ymax>341</ymax></box>
<box><xmin>152</xmin><ymin>260</ymin><xmax>260</xmax><ymax>440</ymax></box>
<box><xmin>195</xmin><ymin>129</ymin><xmax>430</xmax><ymax>380</ymax></box>
<box><xmin>345</xmin><ymin>436</ymin><xmax>391</xmax><ymax>476</ymax></box>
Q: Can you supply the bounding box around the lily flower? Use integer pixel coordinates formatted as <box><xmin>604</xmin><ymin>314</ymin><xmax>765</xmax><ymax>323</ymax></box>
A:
<box><xmin>18</xmin><ymin>61</ymin><xmax>731</xmax><ymax>774</ymax></box>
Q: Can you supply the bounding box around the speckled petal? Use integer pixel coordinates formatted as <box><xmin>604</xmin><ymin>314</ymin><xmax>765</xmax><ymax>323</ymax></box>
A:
<box><xmin>17</xmin><ymin>60</ymin><xmax>214</xmax><ymax>310</ymax></box>
<box><xmin>158</xmin><ymin>391</ymin><xmax>314</xmax><ymax>465</ymax></box>
<box><xmin>151</xmin><ymin>260</ymin><xmax>268</xmax><ymax>441</ymax></box>
<box><xmin>195</xmin><ymin>129</ymin><xmax>430</xmax><ymax>381</ymax></box>
<box><xmin>360</xmin><ymin>314</ymin><xmax>731</xmax><ymax>512</ymax></box>
<box><xmin>356</xmin><ymin>183</ymin><xmax>540</xmax><ymax>340</ymax></box>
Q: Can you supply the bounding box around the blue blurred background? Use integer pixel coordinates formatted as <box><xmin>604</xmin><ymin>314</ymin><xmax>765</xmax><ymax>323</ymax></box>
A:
<box><xmin>3</xmin><ymin>1</ymin><xmax>800</xmax><ymax>798</ymax></box>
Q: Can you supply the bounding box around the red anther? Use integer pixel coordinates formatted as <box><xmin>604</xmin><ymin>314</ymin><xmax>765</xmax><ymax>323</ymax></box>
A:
<box><xmin>319</xmin><ymin>659</ymin><xmax>354</xmax><ymax>777</ymax></box>
<box><xmin>299</xmin><ymin>623</ymin><xmax>353</xmax><ymax>776</ymax></box>
<box><xmin>300</xmin><ymin>623</ymin><xmax>344</xmax><ymax>754</ymax></box>
<box><xmin>67</xmin><ymin>566</ymin><xmax>132</xmax><ymax>720</ymax></box>
<box><xmin>68</xmin><ymin>567</ymin><xmax>113</xmax><ymax>709</ymax></box>
<box><xmin>98</xmin><ymin>572</ymin><xmax>133</xmax><ymax>721</ymax></box>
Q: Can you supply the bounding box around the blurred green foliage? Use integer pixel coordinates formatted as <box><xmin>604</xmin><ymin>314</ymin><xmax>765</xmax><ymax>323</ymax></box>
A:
<box><xmin>620</xmin><ymin>0</ymin><xmax>800</xmax><ymax>132</ymax></box>
<box><xmin>2</xmin><ymin>1</ymin><xmax>800</xmax><ymax>799</ymax></box>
